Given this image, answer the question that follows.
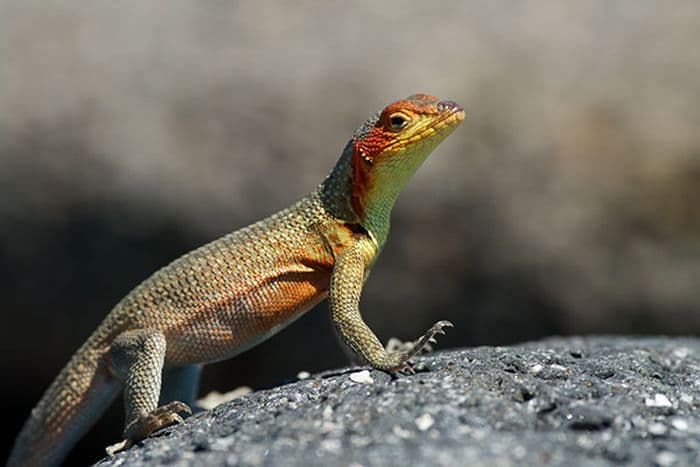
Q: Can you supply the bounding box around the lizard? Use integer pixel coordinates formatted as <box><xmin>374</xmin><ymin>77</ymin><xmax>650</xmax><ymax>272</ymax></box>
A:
<box><xmin>8</xmin><ymin>93</ymin><xmax>465</xmax><ymax>467</ymax></box>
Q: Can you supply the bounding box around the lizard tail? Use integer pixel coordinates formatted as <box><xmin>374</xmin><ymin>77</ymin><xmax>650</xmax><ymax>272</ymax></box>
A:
<box><xmin>8</xmin><ymin>344</ymin><xmax>121</xmax><ymax>467</ymax></box>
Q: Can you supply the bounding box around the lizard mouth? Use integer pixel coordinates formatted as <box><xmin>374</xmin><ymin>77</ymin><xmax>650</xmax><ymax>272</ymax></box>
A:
<box><xmin>438</xmin><ymin>100</ymin><xmax>466</xmax><ymax>125</ymax></box>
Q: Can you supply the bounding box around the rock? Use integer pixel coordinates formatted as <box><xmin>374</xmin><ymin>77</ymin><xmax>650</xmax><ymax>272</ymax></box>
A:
<box><xmin>97</xmin><ymin>337</ymin><xmax>700</xmax><ymax>467</ymax></box>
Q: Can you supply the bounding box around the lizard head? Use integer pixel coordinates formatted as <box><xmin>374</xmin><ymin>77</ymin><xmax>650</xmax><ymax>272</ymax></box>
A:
<box><xmin>349</xmin><ymin>94</ymin><xmax>465</xmax><ymax>237</ymax></box>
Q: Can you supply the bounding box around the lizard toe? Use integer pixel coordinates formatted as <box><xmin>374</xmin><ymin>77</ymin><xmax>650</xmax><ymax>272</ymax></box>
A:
<box><xmin>124</xmin><ymin>400</ymin><xmax>192</xmax><ymax>442</ymax></box>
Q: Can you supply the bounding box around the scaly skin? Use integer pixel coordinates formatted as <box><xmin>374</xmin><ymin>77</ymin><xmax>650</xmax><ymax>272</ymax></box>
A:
<box><xmin>9</xmin><ymin>94</ymin><xmax>465</xmax><ymax>467</ymax></box>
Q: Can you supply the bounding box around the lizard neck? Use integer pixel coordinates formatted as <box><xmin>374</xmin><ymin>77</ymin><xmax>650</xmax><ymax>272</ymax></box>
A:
<box><xmin>319</xmin><ymin>141</ymin><xmax>394</xmax><ymax>249</ymax></box>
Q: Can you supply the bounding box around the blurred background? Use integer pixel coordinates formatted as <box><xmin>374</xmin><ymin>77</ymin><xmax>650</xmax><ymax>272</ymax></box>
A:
<box><xmin>2</xmin><ymin>0</ymin><xmax>699</xmax><ymax>464</ymax></box>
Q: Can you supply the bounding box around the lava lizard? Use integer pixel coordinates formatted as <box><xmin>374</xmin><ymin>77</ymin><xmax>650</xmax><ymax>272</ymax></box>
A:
<box><xmin>9</xmin><ymin>93</ymin><xmax>465</xmax><ymax>466</ymax></box>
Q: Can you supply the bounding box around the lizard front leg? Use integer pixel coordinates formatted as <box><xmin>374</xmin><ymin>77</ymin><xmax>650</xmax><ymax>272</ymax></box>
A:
<box><xmin>330</xmin><ymin>240</ymin><xmax>452</xmax><ymax>373</ymax></box>
<box><xmin>106</xmin><ymin>329</ymin><xmax>191</xmax><ymax>454</ymax></box>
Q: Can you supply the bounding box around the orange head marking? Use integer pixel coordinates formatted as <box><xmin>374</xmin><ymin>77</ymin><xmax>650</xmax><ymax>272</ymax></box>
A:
<box><xmin>349</xmin><ymin>94</ymin><xmax>465</xmax><ymax>221</ymax></box>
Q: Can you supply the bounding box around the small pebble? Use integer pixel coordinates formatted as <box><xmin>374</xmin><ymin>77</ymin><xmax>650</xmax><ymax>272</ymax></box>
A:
<box><xmin>648</xmin><ymin>422</ymin><xmax>667</xmax><ymax>436</ymax></box>
<box><xmin>415</xmin><ymin>413</ymin><xmax>435</xmax><ymax>431</ymax></box>
<box><xmin>393</xmin><ymin>425</ymin><xmax>412</xmax><ymax>439</ymax></box>
<box><xmin>349</xmin><ymin>370</ymin><xmax>374</xmax><ymax>384</ymax></box>
<box><xmin>320</xmin><ymin>439</ymin><xmax>341</xmax><ymax>453</ymax></box>
<box><xmin>323</xmin><ymin>405</ymin><xmax>333</xmax><ymax>419</ymax></box>
<box><xmin>297</xmin><ymin>371</ymin><xmax>311</xmax><ymax>380</ymax></box>
<box><xmin>655</xmin><ymin>451</ymin><xmax>677</xmax><ymax>467</ymax></box>
<box><xmin>197</xmin><ymin>387</ymin><xmax>252</xmax><ymax>410</ymax></box>
<box><xmin>670</xmin><ymin>418</ymin><xmax>688</xmax><ymax>431</ymax></box>
<box><xmin>645</xmin><ymin>394</ymin><xmax>672</xmax><ymax>408</ymax></box>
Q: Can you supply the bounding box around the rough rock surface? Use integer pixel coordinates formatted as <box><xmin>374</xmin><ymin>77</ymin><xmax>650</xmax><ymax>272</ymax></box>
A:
<box><xmin>97</xmin><ymin>337</ymin><xmax>700</xmax><ymax>467</ymax></box>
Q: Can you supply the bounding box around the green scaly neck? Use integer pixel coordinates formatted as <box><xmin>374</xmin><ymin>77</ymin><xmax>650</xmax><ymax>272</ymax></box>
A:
<box><xmin>319</xmin><ymin>141</ymin><xmax>397</xmax><ymax>249</ymax></box>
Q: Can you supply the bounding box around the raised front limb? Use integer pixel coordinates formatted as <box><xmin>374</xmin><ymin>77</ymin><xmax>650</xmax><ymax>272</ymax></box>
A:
<box><xmin>330</xmin><ymin>240</ymin><xmax>452</xmax><ymax>372</ymax></box>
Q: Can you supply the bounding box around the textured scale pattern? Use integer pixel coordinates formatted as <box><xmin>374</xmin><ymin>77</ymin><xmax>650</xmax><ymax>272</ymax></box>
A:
<box><xmin>109</xmin><ymin>193</ymin><xmax>337</xmax><ymax>365</ymax></box>
<box><xmin>9</xmin><ymin>94</ymin><xmax>464</xmax><ymax>467</ymax></box>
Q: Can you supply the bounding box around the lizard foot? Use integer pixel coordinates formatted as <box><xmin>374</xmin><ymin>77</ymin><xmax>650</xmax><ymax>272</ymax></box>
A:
<box><xmin>410</xmin><ymin>320</ymin><xmax>453</xmax><ymax>355</ymax></box>
<box><xmin>106</xmin><ymin>401</ymin><xmax>192</xmax><ymax>455</ymax></box>
<box><xmin>389</xmin><ymin>320</ymin><xmax>453</xmax><ymax>374</ymax></box>
<box><xmin>126</xmin><ymin>401</ymin><xmax>192</xmax><ymax>441</ymax></box>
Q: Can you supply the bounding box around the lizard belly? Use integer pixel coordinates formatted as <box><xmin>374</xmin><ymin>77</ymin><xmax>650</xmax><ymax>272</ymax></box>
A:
<box><xmin>163</xmin><ymin>267</ymin><xmax>331</xmax><ymax>366</ymax></box>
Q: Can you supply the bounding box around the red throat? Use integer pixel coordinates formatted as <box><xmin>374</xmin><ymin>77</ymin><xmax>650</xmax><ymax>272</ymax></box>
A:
<box><xmin>350</xmin><ymin>144</ymin><xmax>371</xmax><ymax>219</ymax></box>
<box><xmin>348</xmin><ymin>94</ymin><xmax>445</xmax><ymax>219</ymax></box>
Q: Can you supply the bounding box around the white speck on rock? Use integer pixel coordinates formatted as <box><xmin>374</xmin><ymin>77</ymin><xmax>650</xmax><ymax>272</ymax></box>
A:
<box><xmin>349</xmin><ymin>370</ymin><xmax>374</xmax><ymax>384</ymax></box>
<box><xmin>415</xmin><ymin>413</ymin><xmax>435</xmax><ymax>431</ymax></box>
<box><xmin>670</xmin><ymin>418</ymin><xmax>688</xmax><ymax>431</ymax></box>
<box><xmin>321</xmin><ymin>421</ymin><xmax>337</xmax><ymax>434</ymax></box>
<box><xmin>680</xmin><ymin>393</ymin><xmax>694</xmax><ymax>404</ymax></box>
<box><xmin>393</xmin><ymin>425</ymin><xmax>412</xmax><ymax>439</ymax></box>
<box><xmin>197</xmin><ymin>387</ymin><xmax>252</xmax><ymax>410</ymax></box>
<box><xmin>297</xmin><ymin>371</ymin><xmax>311</xmax><ymax>380</ymax></box>
<box><xmin>320</xmin><ymin>439</ymin><xmax>341</xmax><ymax>453</ymax></box>
<box><xmin>645</xmin><ymin>393</ymin><xmax>672</xmax><ymax>408</ymax></box>
<box><xmin>323</xmin><ymin>404</ymin><xmax>333</xmax><ymax>419</ymax></box>
<box><xmin>648</xmin><ymin>422</ymin><xmax>667</xmax><ymax>436</ymax></box>
<box><xmin>655</xmin><ymin>451</ymin><xmax>677</xmax><ymax>467</ymax></box>
<box><xmin>529</xmin><ymin>364</ymin><xmax>544</xmax><ymax>374</ymax></box>
<box><xmin>576</xmin><ymin>434</ymin><xmax>595</xmax><ymax>449</ymax></box>
<box><xmin>672</xmin><ymin>347</ymin><xmax>689</xmax><ymax>359</ymax></box>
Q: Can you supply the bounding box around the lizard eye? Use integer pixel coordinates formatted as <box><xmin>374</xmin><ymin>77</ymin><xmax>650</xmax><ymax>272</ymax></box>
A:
<box><xmin>388</xmin><ymin>113</ymin><xmax>410</xmax><ymax>131</ymax></box>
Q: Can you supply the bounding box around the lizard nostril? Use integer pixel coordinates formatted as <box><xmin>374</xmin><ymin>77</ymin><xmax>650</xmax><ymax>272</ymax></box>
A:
<box><xmin>437</xmin><ymin>100</ymin><xmax>458</xmax><ymax>111</ymax></box>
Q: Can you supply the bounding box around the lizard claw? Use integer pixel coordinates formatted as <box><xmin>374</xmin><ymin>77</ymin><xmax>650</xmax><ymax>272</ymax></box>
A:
<box><xmin>408</xmin><ymin>320</ymin><xmax>453</xmax><ymax>357</ymax></box>
<box><xmin>420</xmin><ymin>320</ymin><xmax>453</xmax><ymax>345</ymax></box>
<box><xmin>384</xmin><ymin>319</ymin><xmax>454</xmax><ymax>375</ymax></box>
<box><xmin>123</xmin><ymin>401</ymin><xmax>192</xmax><ymax>444</ymax></box>
<box><xmin>392</xmin><ymin>361</ymin><xmax>416</xmax><ymax>375</ymax></box>
<box><xmin>105</xmin><ymin>401</ymin><xmax>190</xmax><ymax>457</ymax></box>
<box><xmin>431</xmin><ymin>320</ymin><xmax>453</xmax><ymax>335</ymax></box>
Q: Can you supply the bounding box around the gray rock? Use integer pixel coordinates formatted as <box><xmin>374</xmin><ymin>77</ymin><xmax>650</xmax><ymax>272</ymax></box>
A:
<box><xmin>97</xmin><ymin>337</ymin><xmax>700</xmax><ymax>467</ymax></box>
